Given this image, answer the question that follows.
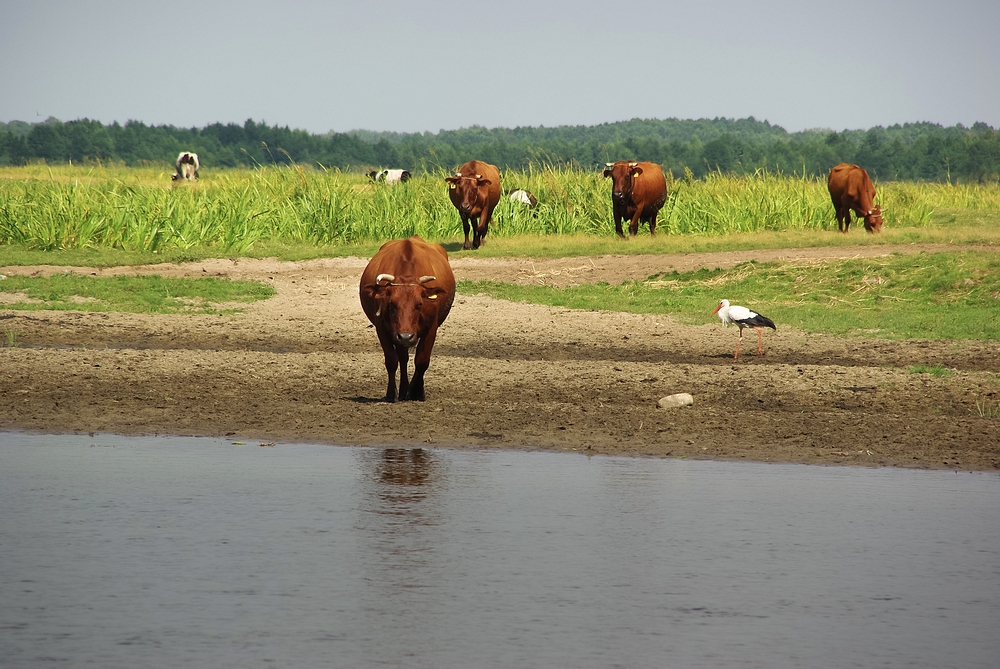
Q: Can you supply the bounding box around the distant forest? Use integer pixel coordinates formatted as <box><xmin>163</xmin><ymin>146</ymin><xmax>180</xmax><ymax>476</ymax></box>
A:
<box><xmin>2</xmin><ymin>116</ymin><xmax>999</xmax><ymax>183</ymax></box>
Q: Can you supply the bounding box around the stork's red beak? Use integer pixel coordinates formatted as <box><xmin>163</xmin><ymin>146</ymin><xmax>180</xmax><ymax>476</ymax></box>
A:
<box><xmin>712</xmin><ymin>304</ymin><xmax>722</xmax><ymax>315</ymax></box>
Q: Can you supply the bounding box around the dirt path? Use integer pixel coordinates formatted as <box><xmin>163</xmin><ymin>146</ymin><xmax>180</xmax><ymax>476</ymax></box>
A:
<box><xmin>2</xmin><ymin>244</ymin><xmax>999</xmax><ymax>469</ymax></box>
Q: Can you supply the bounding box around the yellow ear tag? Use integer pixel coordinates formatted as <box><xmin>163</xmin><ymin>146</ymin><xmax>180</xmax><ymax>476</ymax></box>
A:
<box><xmin>428</xmin><ymin>294</ymin><xmax>438</xmax><ymax>300</ymax></box>
<box><xmin>449</xmin><ymin>184</ymin><xmax>456</xmax><ymax>189</ymax></box>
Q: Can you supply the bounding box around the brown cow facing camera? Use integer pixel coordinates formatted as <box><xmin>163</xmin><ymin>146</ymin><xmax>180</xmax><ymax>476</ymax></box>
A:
<box><xmin>828</xmin><ymin>163</ymin><xmax>884</xmax><ymax>233</ymax></box>
<box><xmin>445</xmin><ymin>160</ymin><xmax>501</xmax><ymax>249</ymax></box>
<box><xmin>603</xmin><ymin>161</ymin><xmax>668</xmax><ymax>237</ymax></box>
<box><xmin>359</xmin><ymin>236</ymin><xmax>456</xmax><ymax>402</ymax></box>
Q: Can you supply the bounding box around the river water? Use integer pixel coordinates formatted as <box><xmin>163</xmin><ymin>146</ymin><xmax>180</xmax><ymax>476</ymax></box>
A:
<box><xmin>1</xmin><ymin>432</ymin><xmax>998</xmax><ymax>668</ymax></box>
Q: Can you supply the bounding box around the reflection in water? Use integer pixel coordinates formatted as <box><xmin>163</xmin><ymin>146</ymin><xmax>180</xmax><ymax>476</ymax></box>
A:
<box><xmin>353</xmin><ymin>448</ymin><xmax>447</xmax><ymax>623</ymax></box>
<box><xmin>356</xmin><ymin>447</ymin><xmax>442</xmax><ymax>518</ymax></box>
<box><xmin>2</xmin><ymin>434</ymin><xmax>1000</xmax><ymax>669</ymax></box>
<box><xmin>375</xmin><ymin>448</ymin><xmax>435</xmax><ymax>499</ymax></box>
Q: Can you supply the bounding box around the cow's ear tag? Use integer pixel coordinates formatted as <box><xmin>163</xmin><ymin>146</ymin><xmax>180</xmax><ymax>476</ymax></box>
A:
<box><xmin>449</xmin><ymin>184</ymin><xmax>456</xmax><ymax>189</ymax></box>
<box><xmin>427</xmin><ymin>294</ymin><xmax>438</xmax><ymax>300</ymax></box>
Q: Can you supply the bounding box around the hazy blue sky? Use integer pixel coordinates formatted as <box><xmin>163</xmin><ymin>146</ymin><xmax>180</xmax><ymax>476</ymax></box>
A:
<box><xmin>2</xmin><ymin>0</ymin><xmax>998</xmax><ymax>134</ymax></box>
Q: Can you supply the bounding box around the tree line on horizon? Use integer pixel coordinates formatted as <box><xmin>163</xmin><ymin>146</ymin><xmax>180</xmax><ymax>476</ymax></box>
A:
<box><xmin>1</xmin><ymin>115</ymin><xmax>998</xmax><ymax>184</ymax></box>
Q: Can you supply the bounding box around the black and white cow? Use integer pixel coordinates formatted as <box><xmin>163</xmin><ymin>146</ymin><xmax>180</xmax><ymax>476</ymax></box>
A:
<box><xmin>172</xmin><ymin>152</ymin><xmax>200</xmax><ymax>181</ymax></box>
<box><xmin>506</xmin><ymin>188</ymin><xmax>538</xmax><ymax>207</ymax></box>
<box><xmin>366</xmin><ymin>169</ymin><xmax>412</xmax><ymax>184</ymax></box>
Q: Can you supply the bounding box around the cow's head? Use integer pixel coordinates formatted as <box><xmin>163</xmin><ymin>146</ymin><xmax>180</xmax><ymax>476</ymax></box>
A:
<box><xmin>603</xmin><ymin>162</ymin><xmax>642</xmax><ymax>202</ymax></box>
<box><xmin>863</xmin><ymin>206</ymin><xmax>884</xmax><ymax>233</ymax></box>
<box><xmin>445</xmin><ymin>173</ymin><xmax>493</xmax><ymax>214</ymax></box>
<box><xmin>366</xmin><ymin>170</ymin><xmax>379</xmax><ymax>182</ymax></box>
<box><xmin>362</xmin><ymin>274</ymin><xmax>447</xmax><ymax>347</ymax></box>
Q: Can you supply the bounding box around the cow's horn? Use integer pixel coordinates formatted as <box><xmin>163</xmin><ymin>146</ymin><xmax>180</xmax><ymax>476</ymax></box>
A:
<box><xmin>629</xmin><ymin>162</ymin><xmax>638</xmax><ymax>167</ymax></box>
<box><xmin>418</xmin><ymin>275</ymin><xmax>436</xmax><ymax>283</ymax></box>
<box><xmin>605</xmin><ymin>162</ymin><xmax>614</xmax><ymax>167</ymax></box>
<box><xmin>476</xmin><ymin>174</ymin><xmax>482</xmax><ymax>179</ymax></box>
<box><xmin>375</xmin><ymin>273</ymin><xmax>395</xmax><ymax>284</ymax></box>
<box><xmin>455</xmin><ymin>172</ymin><xmax>462</xmax><ymax>177</ymax></box>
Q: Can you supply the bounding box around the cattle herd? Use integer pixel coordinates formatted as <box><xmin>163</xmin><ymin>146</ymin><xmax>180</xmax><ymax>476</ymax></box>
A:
<box><xmin>359</xmin><ymin>158</ymin><xmax>881</xmax><ymax>241</ymax></box>
<box><xmin>355</xmin><ymin>158</ymin><xmax>883</xmax><ymax>401</ymax></box>
<box><xmin>168</xmin><ymin>151</ymin><xmax>882</xmax><ymax>401</ymax></box>
<box><xmin>170</xmin><ymin>152</ymin><xmax>881</xmax><ymax>242</ymax></box>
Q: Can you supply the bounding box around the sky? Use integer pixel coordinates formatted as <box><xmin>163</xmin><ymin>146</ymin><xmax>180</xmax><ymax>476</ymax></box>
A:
<box><xmin>2</xmin><ymin>0</ymin><xmax>998</xmax><ymax>135</ymax></box>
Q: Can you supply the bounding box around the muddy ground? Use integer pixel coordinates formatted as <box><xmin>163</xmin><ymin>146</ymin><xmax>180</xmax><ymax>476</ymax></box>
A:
<box><xmin>2</xmin><ymin>243</ymin><xmax>999</xmax><ymax>470</ymax></box>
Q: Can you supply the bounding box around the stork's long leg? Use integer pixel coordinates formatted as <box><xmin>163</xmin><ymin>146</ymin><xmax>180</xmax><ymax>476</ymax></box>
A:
<box><xmin>734</xmin><ymin>326</ymin><xmax>744</xmax><ymax>359</ymax></box>
<box><xmin>754</xmin><ymin>326</ymin><xmax>765</xmax><ymax>355</ymax></box>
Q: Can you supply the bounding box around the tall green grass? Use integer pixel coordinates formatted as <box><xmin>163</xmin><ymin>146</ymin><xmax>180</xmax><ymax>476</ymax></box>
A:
<box><xmin>2</xmin><ymin>165</ymin><xmax>999</xmax><ymax>254</ymax></box>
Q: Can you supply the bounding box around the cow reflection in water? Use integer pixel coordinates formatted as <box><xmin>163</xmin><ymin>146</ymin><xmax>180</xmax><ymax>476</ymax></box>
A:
<box><xmin>355</xmin><ymin>448</ymin><xmax>446</xmax><ymax>611</ymax></box>
<box><xmin>359</xmin><ymin>448</ymin><xmax>441</xmax><ymax>514</ymax></box>
<box><xmin>379</xmin><ymin>448</ymin><xmax>432</xmax><ymax>489</ymax></box>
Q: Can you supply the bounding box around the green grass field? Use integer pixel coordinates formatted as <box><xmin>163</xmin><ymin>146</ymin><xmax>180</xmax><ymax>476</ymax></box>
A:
<box><xmin>1</xmin><ymin>164</ymin><xmax>999</xmax><ymax>340</ymax></box>
<box><xmin>0</xmin><ymin>273</ymin><xmax>274</xmax><ymax>314</ymax></box>
<box><xmin>462</xmin><ymin>251</ymin><xmax>1000</xmax><ymax>340</ymax></box>
<box><xmin>2</xmin><ymin>164</ymin><xmax>1000</xmax><ymax>260</ymax></box>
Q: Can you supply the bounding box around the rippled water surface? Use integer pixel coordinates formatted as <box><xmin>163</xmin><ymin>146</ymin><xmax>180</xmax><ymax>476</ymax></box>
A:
<box><xmin>1</xmin><ymin>432</ymin><xmax>999</xmax><ymax>668</ymax></box>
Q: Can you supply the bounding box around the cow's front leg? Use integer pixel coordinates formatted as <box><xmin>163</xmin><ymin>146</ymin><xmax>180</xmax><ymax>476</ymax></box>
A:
<box><xmin>377</xmin><ymin>330</ymin><xmax>399</xmax><ymax>401</ymax></box>
<box><xmin>395</xmin><ymin>344</ymin><xmax>411</xmax><ymax>400</ymax></box>
<box><xmin>614</xmin><ymin>212</ymin><xmax>625</xmax><ymax>238</ymax></box>
<box><xmin>477</xmin><ymin>206</ymin><xmax>493</xmax><ymax>247</ymax></box>
<box><xmin>629</xmin><ymin>210</ymin><xmax>642</xmax><ymax>237</ymax></box>
<box><xmin>471</xmin><ymin>216</ymin><xmax>483</xmax><ymax>249</ymax></box>
<box><xmin>404</xmin><ymin>329</ymin><xmax>437</xmax><ymax>401</ymax></box>
<box><xmin>382</xmin><ymin>354</ymin><xmax>398</xmax><ymax>401</ymax></box>
<box><xmin>462</xmin><ymin>215</ymin><xmax>472</xmax><ymax>250</ymax></box>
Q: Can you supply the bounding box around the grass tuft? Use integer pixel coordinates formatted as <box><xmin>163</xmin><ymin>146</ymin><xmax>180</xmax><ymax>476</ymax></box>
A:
<box><xmin>975</xmin><ymin>398</ymin><xmax>1000</xmax><ymax>419</ymax></box>
<box><xmin>907</xmin><ymin>365</ymin><xmax>955</xmax><ymax>377</ymax></box>
<box><xmin>3</xmin><ymin>329</ymin><xmax>19</xmax><ymax>347</ymax></box>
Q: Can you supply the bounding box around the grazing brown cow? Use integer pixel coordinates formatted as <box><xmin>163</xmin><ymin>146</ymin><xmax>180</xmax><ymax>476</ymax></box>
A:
<box><xmin>445</xmin><ymin>160</ymin><xmax>501</xmax><ymax>249</ymax></box>
<box><xmin>359</xmin><ymin>236</ymin><xmax>456</xmax><ymax>402</ymax></box>
<box><xmin>603</xmin><ymin>161</ymin><xmax>668</xmax><ymax>237</ymax></box>
<box><xmin>827</xmin><ymin>163</ymin><xmax>883</xmax><ymax>233</ymax></box>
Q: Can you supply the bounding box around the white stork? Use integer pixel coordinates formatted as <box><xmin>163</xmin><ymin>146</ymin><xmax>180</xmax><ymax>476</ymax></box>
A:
<box><xmin>712</xmin><ymin>299</ymin><xmax>776</xmax><ymax>359</ymax></box>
